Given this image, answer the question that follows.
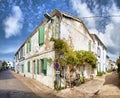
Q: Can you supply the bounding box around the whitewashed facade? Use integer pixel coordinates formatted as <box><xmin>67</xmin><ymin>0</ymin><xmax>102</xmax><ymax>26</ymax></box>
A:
<box><xmin>91</xmin><ymin>34</ymin><xmax>107</xmax><ymax>73</ymax></box>
<box><xmin>14</xmin><ymin>9</ymin><xmax>101</xmax><ymax>88</ymax></box>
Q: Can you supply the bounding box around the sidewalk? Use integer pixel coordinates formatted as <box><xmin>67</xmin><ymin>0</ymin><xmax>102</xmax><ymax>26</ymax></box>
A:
<box><xmin>11</xmin><ymin>71</ymin><xmax>106</xmax><ymax>98</ymax></box>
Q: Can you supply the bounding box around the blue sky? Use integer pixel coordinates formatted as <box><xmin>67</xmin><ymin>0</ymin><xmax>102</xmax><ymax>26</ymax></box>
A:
<box><xmin>0</xmin><ymin>0</ymin><xmax>120</xmax><ymax>61</ymax></box>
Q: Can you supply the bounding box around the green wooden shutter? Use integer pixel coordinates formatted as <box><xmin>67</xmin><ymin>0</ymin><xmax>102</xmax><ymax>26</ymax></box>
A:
<box><xmin>26</xmin><ymin>43</ymin><xmax>28</xmax><ymax>53</ymax></box>
<box><xmin>38</xmin><ymin>26</ymin><xmax>44</xmax><ymax>45</ymax></box>
<box><xmin>22</xmin><ymin>64</ymin><xmax>24</xmax><ymax>73</ymax></box>
<box><xmin>28</xmin><ymin>61</ymin><xmax>30</xmax><ymax>72</ymax></box>
<box><xmin>37</xmin><ymin>59</ymin><xmax>40</xmax><ymax>74</ymax></box>
<box><xmin>29</xmin><ymin>39</ymin><xmax>31</xmax><ymax>51</ymax></box>
<box><xmin>43</xmin><ymin>58</ymin><xmax>47</xmax><ymax>75</ymax></box>
<box><xmin>88</xmin><ymin>41</ymin><xmax>91</xmax><ymax>51</ymax></box>
<box><xmin>43</xmin><ymin>58</ymin><xmax>47</xmax><ymax>70</ymax></box>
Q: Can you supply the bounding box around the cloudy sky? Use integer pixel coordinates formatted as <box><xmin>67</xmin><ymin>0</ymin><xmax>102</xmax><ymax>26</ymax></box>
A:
<box><xmin>0</xmin><ymin>0</ymin><xmax>120</xmax><ymax>61</ymax></box>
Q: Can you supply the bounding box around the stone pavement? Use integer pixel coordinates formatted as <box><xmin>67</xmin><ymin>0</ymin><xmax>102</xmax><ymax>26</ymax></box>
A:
<box><xmin>12</xmin><ymin>70</ymin><xmax>106</xmax><ymax>98</ymax></box>
<box><xmin>57</xmin><ymin>75</ymin><xmax>105</xmax><ymax>98</ymax></box>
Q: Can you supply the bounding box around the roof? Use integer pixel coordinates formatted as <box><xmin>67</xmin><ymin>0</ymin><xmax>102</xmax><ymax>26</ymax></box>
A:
<box><xmin>15</xmin><ymin>9</ymin><xmax>93</xmax><ymax>55</ymax></box>
<box><xmin>91</xmin><ymin>34</ymin><xmax>107</xmax><ymax>49</ymax></box>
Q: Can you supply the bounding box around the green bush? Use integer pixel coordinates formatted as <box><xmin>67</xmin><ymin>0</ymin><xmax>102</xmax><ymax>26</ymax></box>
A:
<box><xmin>80</xmin><ymin>76</ymin><xmax>85</xmax><ymax>83</ymax></box>
<box><xmin>97</xmin><ymin>71</ymin><xmax>103</xmax><ymax>76</ymax></box>
<box><xmin>107</xmin><ymin>69</ymin><xmax>112</xmax><ymax>73</ymax></box>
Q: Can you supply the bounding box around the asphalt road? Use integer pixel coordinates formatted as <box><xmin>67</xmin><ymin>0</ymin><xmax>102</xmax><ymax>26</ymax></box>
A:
<box><xmin>0</xmin><ymin>70</ymin><xmax>41</xmax><ymax>98</ymax></box>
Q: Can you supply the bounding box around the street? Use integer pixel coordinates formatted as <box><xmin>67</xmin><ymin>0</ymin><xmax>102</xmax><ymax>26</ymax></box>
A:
<box><xmin>0</xmin><ymin>70</ymin><xmax>40</xmax><ymax>98</ymax></box>
<box><xmin>0</xmin><ymin>70</ymin><xmax>120</xmax><ymax>98</ymax></box>
<box><xmin>94</xmin><ymin>72</ymin><xmax>120</xmax><ymax>98</ymax></box>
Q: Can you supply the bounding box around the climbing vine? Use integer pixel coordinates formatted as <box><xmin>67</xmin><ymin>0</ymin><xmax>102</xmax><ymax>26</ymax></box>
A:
<box><xmin>51</xmin><ymin>38</ymin><xmax>97</xmax><ymax>68</ymax></box>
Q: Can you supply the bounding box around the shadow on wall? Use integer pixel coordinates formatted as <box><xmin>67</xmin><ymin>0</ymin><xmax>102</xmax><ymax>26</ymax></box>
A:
<box><xmin>104</xmin><ymin>72</ymin><xmax>120</xmax><ymax>89</ymax></box>
<box><xmin>0</xmin><ymin>70</ymin><xmax>15</xmax><ymax>80</ymax></box>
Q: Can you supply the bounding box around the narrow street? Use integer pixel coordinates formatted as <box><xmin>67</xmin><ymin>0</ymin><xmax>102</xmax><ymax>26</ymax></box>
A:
<box><xmin>0</xmin><ymin>69</ymin><xmax>120</xmax><ymax>98</ymax></box>
<box><xmin>94</xmin><ymin>72</ymin><xmax>120</xmax><ymax>98</ymax></box>
<box><xmin>0</xmin><ymin>70</ymin><xmax>41</xmax><ymax>98</ymax></box>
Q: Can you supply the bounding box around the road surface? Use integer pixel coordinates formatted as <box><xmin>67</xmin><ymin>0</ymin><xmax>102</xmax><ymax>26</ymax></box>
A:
<box><xmin>94</xmin><ymin>72</ymin><xmax>120</xmax><ymax>98</ymax></box>
<box><xmin>0</xmin><ymin>70</ymin><xmax>40</xmax><ymax>98</ymax></box>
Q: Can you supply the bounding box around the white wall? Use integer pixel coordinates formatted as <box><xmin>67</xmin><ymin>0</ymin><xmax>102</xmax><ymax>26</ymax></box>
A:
<box><xmin>60</xmin><ymin>17</ymin><xmax>93</xmax><ymax>51</ymax></box>
<box><xmin>93</xmin><ymin>37</ymin><xmax>107</xmax><ymax>72</ymax></box>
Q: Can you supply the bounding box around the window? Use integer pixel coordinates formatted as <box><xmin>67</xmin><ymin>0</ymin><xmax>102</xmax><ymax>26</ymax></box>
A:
<box><xmin>52</xmin><ymin>18</ymin><xmax>60</xmax><ymax>39</ymax></box>
<box><xmin>41</xmin><ymin>58</ymin><xmax>47</xmax><ymax>75</ymax></box>
<box><xmin>26</xmin><ymin>39</ymin><xmax>31</xmax><ymax>53</ymax></box>
<box><xmin>26</xmin><ymin>43</ymin><xmax>28</xmax><ymax>53</ymax></box>
<box><xmin>97</xmin><ymin>47</ymin><xmax>101</xmax><ymax>57</ymax></box>
<box><xmin>37</xmin><ymin>59</ymin><xmax>40</xmax><ymax>74</ymax></box>
<box><xmin>27</xmin><ymin>61</ymin><xmax>30</xmax><ymax>72</ymax></box>
<box><xmin>38</xmin><ymin>26</ymin><xmax>44</xmax><ymax>45</ymax></box>
<box><xmin>22</xmin><ymin>64</ymin><xmax>24</xmax><ymax>73</ymax></box>
<box><xmin>20</xmin><ymin>48</ymin><xmax>23</xmax><ymax>58</ymax></box>
<box><xmin>29</xmin><ymin>39</ymin><xmax>31</xmax><ymax>52</ymax></box>
<box><xmin>88</xmin><ymin>40</ymin><xmax>91</xmax><ymax>51</ymax></box>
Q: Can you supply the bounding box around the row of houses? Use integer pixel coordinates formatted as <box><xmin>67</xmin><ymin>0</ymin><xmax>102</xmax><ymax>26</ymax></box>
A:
<box><xmin>14</xmin><ymin>9</ymin><xmax>108</xmax><ymax>88</ymax></box>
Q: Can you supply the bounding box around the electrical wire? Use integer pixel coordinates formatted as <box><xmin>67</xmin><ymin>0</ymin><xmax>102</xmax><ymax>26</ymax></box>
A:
<box><xmin>79</xmin><ymin>15</ymin><xmax>120</xmax><ymax>18</ymax></box>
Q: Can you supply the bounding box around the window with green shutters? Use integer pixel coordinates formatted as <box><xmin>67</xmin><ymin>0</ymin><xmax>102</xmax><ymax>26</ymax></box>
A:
<box><xmin>37</xmin><ymin>59</ymin><xmax>40</xmax><ymax>74</ymax></box>
<box><xmin>28</xmin><ymin>61</ymin><xmax>30</xmax><ymax>72</ymax></box>
<box><xmin>38</xmin><ymin>26</ymin><xmax>44</xmax><ymax>45</ymax></box>
<box><xmin>26</xmin><ymin>39</ymin><xmax>31</xmax><ymax>53</ymax></box>
<box><xmin>88</xmin><ymin>40</ymin><xmax>91</xmax><ymax>51</ymax></box>
<box><xmin>26</xmin><ymin>43</ymin><xmax>28</xmax><ymax>53</ymax></box>
<box><xmin>22</xmin><ymin>64</ymin><xmax>24</xmax><ymax>73</ymax></box>
<box><xmin>41</xmin><ymin>58</ymin><xmax>47</xmax><ymax>75</ymax></box>
<box><xmin>29</xmin><ymin>39</ymin><xmax>31</xmax><ymax>51</ymax></box>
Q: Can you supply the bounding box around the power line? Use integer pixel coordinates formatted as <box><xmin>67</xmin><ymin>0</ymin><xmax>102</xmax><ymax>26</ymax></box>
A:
<box><xmin>80</xmin><ymin>15</ymin><xmax>120</xmax><ymax>18</ymax></box>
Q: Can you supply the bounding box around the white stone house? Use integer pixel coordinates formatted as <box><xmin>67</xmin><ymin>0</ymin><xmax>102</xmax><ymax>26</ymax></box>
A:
<box><xmin>91</xmin><ymin>34</ymin><xmax>107</xmax><ymax>73</ymax></box>
<box><xmin>14</xmin><ymin>9</ymin><xmax>96</xmax><ymax>88</ymax></box>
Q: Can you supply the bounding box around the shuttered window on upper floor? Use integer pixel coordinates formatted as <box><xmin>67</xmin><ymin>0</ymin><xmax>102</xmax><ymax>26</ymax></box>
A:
<box><xmin>26</xmin><ymin>39</ymin><xmax>31</xmax><ymax>53</ymax></box>
<box><xmin>26</xmin><ymin>42</ymin><xmax>28</xmax><ymax>53</ymax></box>
<box><xmin>88</xmin><ymin>40</ymin><xmax>91</xmax><ymax>51</ymax></box>
<box><xmin>29</xmin><ymin>39</ymin><xmax>31</xmax><ymax>52</ymax></box>
<box><xmin>38</xmin><ymin>26</ymin><xmax>44</xmax><ymax>45</ymax></box>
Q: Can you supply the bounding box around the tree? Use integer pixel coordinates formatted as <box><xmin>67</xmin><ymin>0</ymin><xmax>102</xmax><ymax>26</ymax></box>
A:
<box><xmin>116</xmin><ymin>56</ymin><xmax>120</xmax><ymax>78</ymax></box>
<box><xmin>2</xmin><ymin>61</ymin><xmax>7</xmax><ymax>70</ymax></box>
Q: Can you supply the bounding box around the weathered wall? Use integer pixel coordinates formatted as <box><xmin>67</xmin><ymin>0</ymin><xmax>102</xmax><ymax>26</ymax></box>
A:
<box><xmin>93</xmin><ymin>37</ymin><xmax>107</xmax><ymax>72</ymax></box>
<box><xmin>22</xmin><ymin>16</ymin><xmax>60</xmax><ymax>88</ymax></box>
<box><xmin>60</xmin><ymin>17</ymin><xmax>93</xmax><ymax>51</ymax></box>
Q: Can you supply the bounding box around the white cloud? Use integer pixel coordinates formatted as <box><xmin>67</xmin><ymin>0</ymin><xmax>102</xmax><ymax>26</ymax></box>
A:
<box><xmin>0</xmin><ymin>47</ymin><xmax>18</xmax><ymax>54</ymax></box>
<box><xmin>70</xmin><ymin>0</ymin><xmax>120</xmax><ymax>60</ymax></box>
<box><xmin>70</xmin><ymin>0</ymin><xmax>95</xmax><ymax>29</ymax></box>
<box><xmin>3</xmin><ymin>6</ymin><xmax>23</xmax><ymax>38</ymax></box>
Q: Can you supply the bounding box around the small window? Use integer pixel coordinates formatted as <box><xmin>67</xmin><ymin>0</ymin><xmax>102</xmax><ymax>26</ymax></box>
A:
<box><xmin>97</xmin><ymin>47</ymin><xmax>101</xmax><ymax>57</ymax></box>
<box><xmin>28</xmin><ymin>61</ymin><xmax>30</xmax><ymax>72</ymax></box>
<box><xmin>88</xmin><ymin>40</ymin><xmax>91</xmax><ymax>51</ymax></box>
<box><xmin>41</xmin><ymin>58</ymin><xmax>47</xmax><ymax>76</ymax></box>
<box><xmin>22</xmin><ymin>64</ymin><xmax>24</xmax><ymax>73</ymax></box>
<box><xmin>37</xmin><ymin>59</ymin><xmax>40</xmax><ymax>74</ymax></box>
<box><xmin>38</xmin><ymin>26</ymin><xmax>44</xmax><ymax>45</ymax></box>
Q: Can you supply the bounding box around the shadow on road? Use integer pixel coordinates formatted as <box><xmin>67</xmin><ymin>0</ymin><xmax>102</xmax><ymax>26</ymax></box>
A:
<box><xmin>104</xmin><ymin>72</ymin><xmax>120</xmax><ymax>89</ymax></box>
<box><xmin>0</xmin><ymin>70</ymin><xmax>15</xmax><ymax>80</ymax></box>
<box><xmin>0</xmin><ymin>89</ymin><xmax>41</xmax><ymax>98</ymax></box>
